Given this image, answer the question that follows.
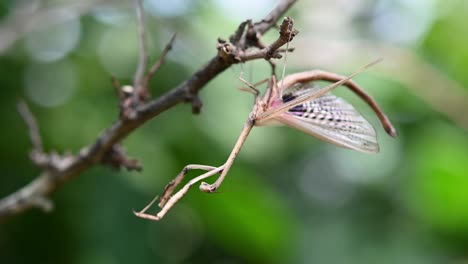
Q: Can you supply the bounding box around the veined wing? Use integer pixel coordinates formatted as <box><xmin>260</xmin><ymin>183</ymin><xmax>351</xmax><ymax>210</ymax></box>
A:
<box><xmin>275</xmin><ymin>92</ymin><xmax>379</xmax><ymax>153</ymax></box>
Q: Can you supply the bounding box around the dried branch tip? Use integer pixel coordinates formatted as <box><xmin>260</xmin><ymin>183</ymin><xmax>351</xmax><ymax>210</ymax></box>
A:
<box><xmin>31</xmin><ymin>196</ymin><xmax>54</xmax><ymax>212</ymax></box>
<box><xmin>264</xmin><ymin>16</ymin><xmax>299</xmax><ymax>60</ymax></box>
<box><xmin>191</xmin><ymin>95</ymin><xmax>203</xmax><ymax>114</ymax></box>
<box><xmin>279</xmin><ymin>17</ymin><xmax>298</xmax><ymax>40</ymax></box>
<box><xmin>102</xmin><ymin>144</ymin><xmax>142</xmax><ymax>171</ymax></box>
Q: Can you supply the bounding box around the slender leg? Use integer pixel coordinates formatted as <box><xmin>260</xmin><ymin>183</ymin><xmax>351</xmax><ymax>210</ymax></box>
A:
<box><xmin>134</xmin><ymin>112</ymin><xmax>256</xmax><ymax>220</ymax></box>
<box><xmin>238</xmin><ymin>77</ymin><xmax>270</xmax><ymax>96</ymax></box>
<box><xmin>134</xmin><ymin>165</ymin><xmax>225</xmax><ymax>220</ymax></box>
<box><xmin>199</xmin><ymin>117</ymin><xmax>255</xmax><ymax>193</ymax></box>
<box><xmin>159</xmin><ymin>164</ymin><xmax>218</xmax><ymax>207</ymax></box>
<box><xmin>247</xmin><ymin>77</ymin><xmax>270</xmax><ymax>88</ymax></box>
<box><xmin>135</xmin><ymin>97</ymin><xmax>257</xmax><ymax>220</ymax></box>
<box><xmin>133</xmin><ymin>89</ymin><xmax>257</xmax><ymax>221</ymax></box>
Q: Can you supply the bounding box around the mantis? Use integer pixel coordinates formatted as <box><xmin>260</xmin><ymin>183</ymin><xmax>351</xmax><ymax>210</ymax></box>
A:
<box><xmin>134</xmin><ymin>57</ymin><xmax>397</xmax><ymax>221</ymax></box>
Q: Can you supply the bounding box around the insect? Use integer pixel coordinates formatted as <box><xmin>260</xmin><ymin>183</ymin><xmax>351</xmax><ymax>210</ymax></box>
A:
<box><xmin>134</xmin><ymin>58</ymin><xmax>397</xmax><ymax>221</ymax></box>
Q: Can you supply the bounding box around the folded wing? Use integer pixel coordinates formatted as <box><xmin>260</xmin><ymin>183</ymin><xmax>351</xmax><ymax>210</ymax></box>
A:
<box><xmin>275</xmin><ymin>92</ymin><xmax>379</xmax><ymax>153</ymax></box>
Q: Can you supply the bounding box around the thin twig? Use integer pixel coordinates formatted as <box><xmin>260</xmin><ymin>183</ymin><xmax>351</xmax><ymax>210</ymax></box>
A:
<box><xmin>17</xmin><ymin>100</ymin><xmax>43</xmax><ymax>153</ymax></box>
<box><xmin>111</xmin><ymin>76</ymin><xmax>123</xmax><ymax>99</ymax></box>
<box><xmin>254</xmin><ymin>0</ymin><xmax>298</xmax><ymax>35</ymax></box>
<box><xmin>133</xmin><ymin>0</ymin><xmax>148</xmax><ymax>91</ymax></box>
<box><xmin>142</xmin><ymin>33</ymin><xmax>177</xmax><ymax>90</ymax></box>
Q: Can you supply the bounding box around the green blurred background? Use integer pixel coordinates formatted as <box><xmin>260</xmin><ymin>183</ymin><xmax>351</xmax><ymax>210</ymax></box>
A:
<box><xmin>1</xmin><ymin>0</ymin><xmax>468</xmax><ymax>263</ymax></box>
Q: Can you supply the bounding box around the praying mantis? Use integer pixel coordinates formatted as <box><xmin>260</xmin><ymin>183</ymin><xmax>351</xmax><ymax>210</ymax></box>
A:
<box><xmin>134</xmin><ymin>57</ymin><xmax>397</xmax><ymax>221</ymax></box>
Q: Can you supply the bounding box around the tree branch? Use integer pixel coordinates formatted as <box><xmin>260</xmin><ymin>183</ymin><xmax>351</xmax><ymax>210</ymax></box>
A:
<box><xmin>0</xmin><ymin>0</ymin><xmax>298</xmax><ymax>221</ymax></box>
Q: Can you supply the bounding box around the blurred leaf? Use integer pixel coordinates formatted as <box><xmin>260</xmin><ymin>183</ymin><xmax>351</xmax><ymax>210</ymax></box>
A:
<box><xmin>423</xmin><ymin>1</ymin><xmax>468</xmax><ymax>87</ymax></box>
<box><xmin>405</xmin><ymin>121</ymin><xmax>468</xmax><ymax>235</ymax></box>
<box><xmin>188</xmin><ymin>166</ymin><xmax>296</xmax><ymax>262</ymax></box>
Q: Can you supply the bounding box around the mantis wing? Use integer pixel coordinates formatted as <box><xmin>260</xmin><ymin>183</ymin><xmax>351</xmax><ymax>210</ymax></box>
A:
<box><xmin>275</xmin><ymin>91</ymin><xmax>379</xmax><ymax>153</ymax></box>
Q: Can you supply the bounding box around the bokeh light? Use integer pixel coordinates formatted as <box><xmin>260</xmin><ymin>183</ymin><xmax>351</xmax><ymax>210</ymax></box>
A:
<box><xmin>23</xmin><ymin>59</ymin><xmax>77</xmax><ymax>107</ymax></box>
<box><xmin>25</xmin><ymin>11</ymin><xmax>81</xmax><ymax>62</ymax></box>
